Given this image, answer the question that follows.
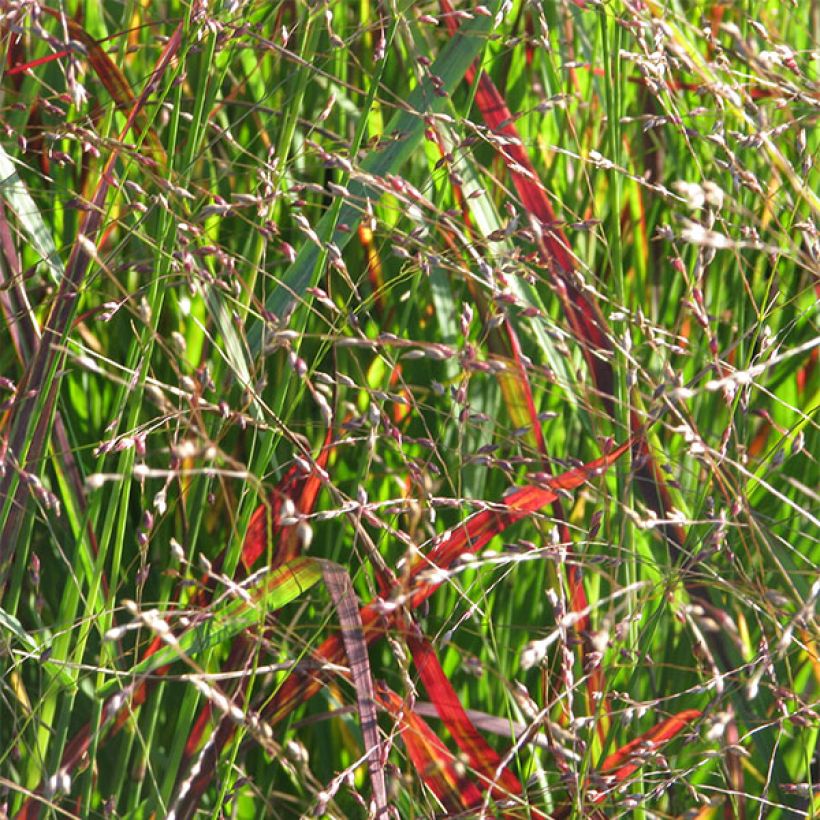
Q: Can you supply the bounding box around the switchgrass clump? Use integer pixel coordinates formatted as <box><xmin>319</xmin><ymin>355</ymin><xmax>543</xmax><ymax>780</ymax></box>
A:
<box><xmin>0</xmin><ymin>1</ymin><xmax>817</xmax><ymax>818</ymax></box>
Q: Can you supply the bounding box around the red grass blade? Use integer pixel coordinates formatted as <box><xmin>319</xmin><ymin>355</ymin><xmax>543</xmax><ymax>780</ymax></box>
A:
<box><xmin>37</xmin><ymin>8</ymin><xmax>166</xmax><ymax>164</ymax></box>
<box><xmin>429</xmin><ymin>125</ymin><xmax>611</xmax><ymax>733</ymax></box>
<box><xmin>260</xmin><ymin>438</ymin><xmax>631</xmax><ymax>731</ymax></box>
<box><xmin>408</xmin><ymin>439</ymin><xmax>631</xmax><ymax>608</ymax></box>
<box><xmin>438</xmin><ymin>0</ymin><xmax>704</xmax><ymax>575</ymax></box>
<box><xmin>402</xmin><ymin>619</ymin><xmax>525</xmax><ymax>800</ymax></box>
<box><xmin>441</xmin><ymin>0</ymin><xmax>614</xmax><ymax>408</ymax></box>
<box><xmin>376</xmin><ymin>684</ymin><xmax>485</xmax><ymax>813</ymax></box>
<box><xmin>240</xmin><ymin>429</ymin><xmax>333</xmax><ymax>570</ymax></box>
<box><xmin>596</xmin><ymin>708</ymin><xmax>701</xmax><ymax>789</ymax></box>
<box><xmin>6</xmin><ymin>49</ymin><xmax>72</xmax><ymax>75</ymax></box>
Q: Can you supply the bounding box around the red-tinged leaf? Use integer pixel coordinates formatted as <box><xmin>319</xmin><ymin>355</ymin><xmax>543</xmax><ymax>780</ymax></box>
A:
<box><xmin>440</xmin><ymin>1</ymin><xmax>697</xmax><ymax>579</ymax></box>
<box><xmin>688</xmin><ymin>804</ymin><xmax>724</xmax><ymax>820</ymax></box>
<box><xmin>407</xmin><ymin>427</ymin><xmax>623</xmax><ymax>741</ymax></box>
<box><xmin>402</xmin><ymin>620</ymin><xmax>525</xmax><ymax>801</ymax></box>
<box><xmin>501</xmin><ymin>321</ymin><xmax>548</xmax><ymax>457</ymax></box>
<box><xmin>241</xmin><ymin>428</ymin><xmax>332</xmax><ymax>570</ymax></box>
<box><xmin>376</xmin><ymin>684</ymin><xmax>484</xmax><ymax>813</ymax></box>
<box><xmin>597</xmin><ymin>708</ymin><xmax>702</xmax><ymax>785</ymax></box>
<box><xmin>408</xmin><ymin>438</ymin><xmax>632</xmax><ymax>608</ymax></box>
<box><xmin>413</xmin><ymin>701</ymin><xmax>546</xmax><ymax>748</ymax></box>
<box><xmin>6</xmin><ymin>21</ymin><xmax>155</xmax><ymax>76</ymax></box>
<box><xmin>429</xmin><ymin>126</ymin><xmax>610</xmax><ymax>731</ymax></box>
<box><xmin>438</xmin><ymin>1</ymin><xmax>614</xmax><ymax>411</ymax></box>
<box><xmin>463</xmin><ymin>295</ymin><xmax>550</xmax><ymax>464</ymax></box>
<box><xmin>261</xmin><ymin>441</ymin><xmax>631</xmax><ymax>724</ymax></box>
<box><xmin>38</xmin><ymin>8</ymin><xmax>166</xmax><ymax>165</ymax></box>
<box><xmin>172</xmin><ymin>563</ymin><xmax>386</xmax><ymax>819</ymax></box>
<box><xmin>7</xmin><ymin>48</ymin><xmax>72</xmax><ymax>74</ymax></box>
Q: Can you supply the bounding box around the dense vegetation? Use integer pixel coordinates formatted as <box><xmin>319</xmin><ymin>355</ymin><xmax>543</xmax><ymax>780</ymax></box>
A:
<box><xmin>0</xmin><ymin>0</ymin><xmax>817</xmax><ymax>817</ymax></box>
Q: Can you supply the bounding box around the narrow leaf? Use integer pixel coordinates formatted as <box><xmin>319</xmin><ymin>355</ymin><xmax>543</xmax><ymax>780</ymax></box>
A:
<box><xmin>597</xmin><ymin>708</ymin><xmax>702</xmax><ymax>784</ymax></box>
<box><xmin>241</xmin><ymin>430</ymin><xmax>332</xmax><ymax>570</ymax></box>
<box><xmin>408</xmin><ymin>439</ymin><xmax>632</xmax><ymax>607</ymax></box>
<box><xmin>403</xmin><ymin>620</ymin><xmax>524</xmax><ymax>799</ymax></box>
<box><xmin>376</xmin><ymin>684</ymin><xmax>484</xmax><ymax>813</ymax></box>
<box><xmin>97</xmin><ymin>557</ymin><xmax>324</xmax><ymax>699</ymax></box>
<box><xmin>248</xmin><ymin>7</ymin><xmax>498</xmax><ymax>350</ymax></box>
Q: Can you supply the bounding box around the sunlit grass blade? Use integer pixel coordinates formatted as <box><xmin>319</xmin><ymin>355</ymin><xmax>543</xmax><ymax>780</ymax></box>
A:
<box><xmin>403</xmin><ymin>619</ymin><xmax>525</xmax><ymax>801</ymax></box>
<box><xmin>248</xmin><ymin>5</ymin><xmax>499</xmax><ymax>348</ymax></box>
<box><xmin>0</xmin><ymin>23</ymin><xmax>183</xmax><ymax>590</ymax></box>
<box><xmin>376</xmin><ymin>683</ymin><xmax>485</xmax><ymax>814</ymax></box>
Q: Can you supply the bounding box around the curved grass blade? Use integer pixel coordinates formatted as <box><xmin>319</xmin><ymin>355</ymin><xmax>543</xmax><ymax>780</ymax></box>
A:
<box><xmin>408</xmin><ymin>439</ymin><xmax>632</xmax><ymax>608</ymax></box>
<box><xmin>596</xmin><ymin>708</ymin><xmax>702</xmax><ymax>791</ymax></box>
<box><xmin>376</xmin><ymin>684</ymin><xmax>484</xmax><ymax>814</ymax></box>
<box><xmin>38</xmin><ymin>8</ymin><xmax>166</xmax><ymax>166</ymax></box>
<box><xmin>402</xmin><ymin>619</ymin><xmax>525</xmax><ymax>801</ymax></box>
<box><xmin>261</xmin><ymin>438</ymin><xmax>631</xmax><ymax>726</ymax></box>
